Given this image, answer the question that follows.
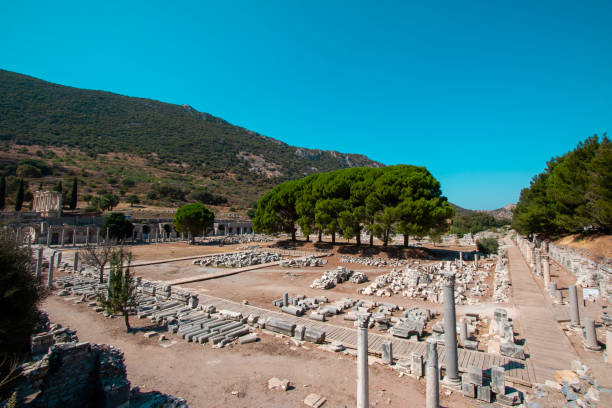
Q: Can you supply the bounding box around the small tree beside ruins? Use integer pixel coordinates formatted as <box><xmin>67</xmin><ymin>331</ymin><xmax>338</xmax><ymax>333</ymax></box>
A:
<box><xmin>103</xmin><ymin>212</ymin><xmax>134</xmax><ymax>242</ymax></box>
<box><xmin>81</xmin><ymin>243</ymin><xmax>114</xmax><ymax>284</ymax></box>
<box><xmin>98</xmin><ymin>247</ymin><xmax>137</xmax><ymax>332</ymax></box>
<box><xmin>173</xmin><ymin>202</ymin><xmax>214</xmax><ymax>244</ymax></box>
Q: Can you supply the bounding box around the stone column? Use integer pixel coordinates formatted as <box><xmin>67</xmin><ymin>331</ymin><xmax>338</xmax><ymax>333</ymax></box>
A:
<box><xmin>569</xmin><ymin>285</ymin><xmax>580</xmax><ymax>327</ymax></box>
<box><xmin>73</xmin><ymin>251</ymin><xmax>79</xmax><ymax>272</ymax></box>
<box><xmin>47</xmin><ymin>228</ymin><xmax>51</xmax><ymax>246</ymax></box>
<box><xmin>105</xmin><ymin>228</ymin><xmax>110</xmax><ymax>243</ymax></box>
<box><xmin>607</xmin><ymin>327</ymin><xmax>612</xmax><ymax>364</ymax></box>
<box><xmin>426</xmin><ymin>339</ymin><xmax>439</xmax><ymax>408</ymax></box>
<box><xmin>283</xmin><ymin>293</ymin><xmax>289</xmax><ymax>307</ymax></box>
<box><xmin>36</xmin><ymin>247</ymin><xmax>43</xmax><ymax>278</ymax></box>
<box><xmin>542</xmin><ymin>255</ymin><xmax>550</xmax><ymax>289</ymax></box>
<box><xmin>442</xmin><ymin>275</ymin><xmax>460</xmax><ymax>386</ymax></box>
<box><xmin>47</xmin><ymin>253</ymin><xmax>55</xmax><ymax>288</ymax></box>
<box><xmin>60</xmin><ymin>229</ymin><xmax>65</xmax><ymax>247</ymax></box>
<box><xmin>56</xmin><ymin>252</ymin><xmax>62</xmax><ymax>268</ymax></box>
<box><xmin>459</xmin><ymin>318</ymin><xmax>468</xmax><ymax>346</ymax></box>
<box><xmin>583</xmin><ymin>318</ymin><xmax>601</xmax><ymax>351</ymax></box>
<box><xmin>73</xmin><ymin>228</ymin><xmax>77</xmax><ymax>247</ymax></box>
<box><xmin>96</xmin><ymin>228</ymin><xmax>100</xmax><ymax>245</ymax></box>
<box><xmin>85</xmin><ymin>227</ymin><xmax>90</xmax><ymax>246</ymax></box>
<box><xmin>474</xmin><ymin>253</ymin><xmax>479</xmax><ymax>268</ymax></box>
<box><xmin>357</xmin><ymin>316</ymin><xmax>369</xmax><ymax>408</ymax></box>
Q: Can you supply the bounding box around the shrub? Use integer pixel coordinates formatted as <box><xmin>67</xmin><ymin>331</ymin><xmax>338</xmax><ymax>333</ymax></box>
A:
<box><xmin>477</xmin><ymin>237</ymin><xmax>499</xmax><ymax>255</ymax></box>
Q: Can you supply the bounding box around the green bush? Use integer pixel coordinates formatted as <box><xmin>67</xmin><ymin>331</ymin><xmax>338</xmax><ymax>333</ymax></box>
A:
<box><xmin>477</xmin><ymin>237</ymin><xmax>499</xmax><ymax>255</ymax></box>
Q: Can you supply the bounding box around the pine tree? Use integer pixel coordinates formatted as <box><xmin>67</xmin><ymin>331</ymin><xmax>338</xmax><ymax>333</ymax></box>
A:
<box><xmin>14</xmin><ymin>179</ymin><xmax>24</xmax><ymax>211</ymax></box>
<box><xmin>0</xmin><ymin>177</ymin><xmax>6</xmax><ymax>210</ymax></box>
<box><xmin>69</xmin><ymin>177</ymin><xmax>78</xmax><ymax>210</ymax></box>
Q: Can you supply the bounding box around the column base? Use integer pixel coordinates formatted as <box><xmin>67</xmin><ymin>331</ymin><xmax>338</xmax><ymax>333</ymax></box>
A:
<box><xmin>583</xmin><ymin>342</ymin><xmax>602</xmax><ymax>352</ymax></box>
<box><xmin>442</xmin><ymin>377</ymin><xmax>462</xmax><ymax>390</ymax></box>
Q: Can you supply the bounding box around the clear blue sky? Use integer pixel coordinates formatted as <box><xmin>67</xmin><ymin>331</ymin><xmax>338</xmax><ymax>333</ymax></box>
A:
<box><xmin>2</xmin><ymin>1</ymin><xmax>611</xmax><ymax>210</ymax></box>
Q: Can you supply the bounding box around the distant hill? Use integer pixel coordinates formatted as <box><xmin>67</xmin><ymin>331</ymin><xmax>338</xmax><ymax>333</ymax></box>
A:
<box><xmin>450</xmin><ymin>202</ymin><xmax>514</xmax><ymax>221</ymax></box>
<box><xmin>0</xmin><ymin>69</ymin><xmax>382</xmax><ymax>207</ymax></box>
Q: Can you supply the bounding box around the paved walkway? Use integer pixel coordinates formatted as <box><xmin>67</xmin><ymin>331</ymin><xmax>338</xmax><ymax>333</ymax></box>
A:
<box><xmin>179</xmin><ymin>291</ymin><xmax>534</xmax><ymax>386</ymax></box>
<box><xmin>505</xmin><ymin>237</ymin><xmax>578</xmax><ymax>383</ymax></box>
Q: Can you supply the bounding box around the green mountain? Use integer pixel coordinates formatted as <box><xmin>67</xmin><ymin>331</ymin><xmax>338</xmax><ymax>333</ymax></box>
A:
<box><xmin>0</xmin><ymin>69</ymin><xmax>382</xmax><ymax>208</ymax></box>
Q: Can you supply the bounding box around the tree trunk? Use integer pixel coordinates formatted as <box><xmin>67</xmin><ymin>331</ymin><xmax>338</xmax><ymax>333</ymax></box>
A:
<box><xmin>306</xmin><ymin>234</ymin><xmax>310</xmax><ymax>242</ymax></box>
<box><xmin>356</xmin><ymin>227</ymin><xmax>361</xmax><ymax>246</ymax></box>
<box><xmin>369</xmin><ymin>233</ymin><xmax>373</xmax><ymax>246</ymax></box>
<box><xmin>291</xmin><ymin>228</ymin><xmax>296</xmax><ymax>241</ymax></box>
<box><xmin>331</xmin><ymin>232</ymin><xmax>335</xmax><ymax>244</ymax></box>
<box><xmin>318</xmin><ymin>231</ymin><xmax>322</xmax><ymax>242</ymax></box>
<box><xmin>123</xmin><ymin>307</ymin><xmax>131</xmax><ymax>332</ymax></box>
<box><xmin>191</xmin><ymin>235</ymin><xmax>196</xmax><ymax>245</ymax></box>
<box><xmin>403</xmin><ymin>234</ymin><xmax>408</xmax><ymax>247</ymax></box>
<box><xmin>99</xmin><ymin>267</ymin><xmax>104</xmax><ymax>284</ymax></box>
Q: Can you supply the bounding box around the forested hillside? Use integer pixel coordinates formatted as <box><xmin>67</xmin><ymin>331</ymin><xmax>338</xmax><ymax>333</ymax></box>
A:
<box><xmin>513</xmin><ymin>135</ymin><xmax>611</xmax><ymax>237</ymax></box>
<box><xmin>0</xmin><ymin>69</ymin><xmax>382</xmax><ymax>208</ymax></box>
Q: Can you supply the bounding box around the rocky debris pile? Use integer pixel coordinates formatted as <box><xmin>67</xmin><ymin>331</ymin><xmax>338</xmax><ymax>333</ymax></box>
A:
<box><xmin>201</xmin><ymin>234</ymin><xmax>276</xmax><ymax>245</ymax></box>
<box><xmin>280</xmin><ymin>256</ymin><xmax>328</xmax><ymax>267</ymax></box>
<box><xmin>359</xmin><ymin>261</ymin><xmax>493</xmax><ymax>305</ymax></box>
<box><xmin>340</xmin><ymin>255</ymin><xmax>408</xmax><ymax>267</ymax></box>
<box><xmin>193</xmin><ymin>251</ymin><xmax>284</xmax><ymax>268</ymax></box>
<box><xmin>527</xmin><ymin>360</ymin><xmax>604</xmax><ymax>408</ymax></box>
<box><xmin>55</xmin><ymin>275</ymin><xmax>107</xmax><ymax>297</ymax></box>
<box><xmin>389</xmin><ymin>307</ymin><xmax>432</xmax><ymax>340</ymax></box>
<box><xmin>493</xmin><ymin>248</ymin><xmax>511</xmax><ymax>303</ymax></box>
<box><xmin>310</xmin><ymin>267</ymin><xmax>368</xmax><ymax>289</ymax></box>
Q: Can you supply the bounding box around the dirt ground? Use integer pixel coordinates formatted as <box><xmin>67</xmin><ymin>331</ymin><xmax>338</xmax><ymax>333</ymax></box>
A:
<box><xmin>42</xmin><ymin>295</ymin><xmax>472</xmax><ymax>408</ymax></box>
<box><xmin>555</xmin><ymin>234</ymin><xmax>612</xmax><ymax>260</ymax></box>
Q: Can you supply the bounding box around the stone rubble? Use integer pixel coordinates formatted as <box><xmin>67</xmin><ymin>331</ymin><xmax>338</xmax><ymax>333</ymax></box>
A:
<box><xmin>310</xmin><ymin>267</ymin><xmax>369</xmax><ymax>289</ymax></box>
<box><xmin>193</xmin><ymin>251</ymin><xmax>284</xmax><ymax>268</ymax></box>
<box><xmin>340</xmin><ymin>255</ymin><xmax>409</xmax><ymax>268</ymax></box>
<box><xmin>359</xmin><ymin>260</ymin><xmax>495</xmax><ymax>305</ymax></box>
<box><xmin>280</xmin><ymin>255</ymin><xmax>328</xmax><ymax>267</ymax></box>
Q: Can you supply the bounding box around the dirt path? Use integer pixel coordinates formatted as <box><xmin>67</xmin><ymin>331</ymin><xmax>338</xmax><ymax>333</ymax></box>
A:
<box><xmin>42</xmin><ymin>296</ymin><xmax>470</xmax><ymax>408</ymax></box>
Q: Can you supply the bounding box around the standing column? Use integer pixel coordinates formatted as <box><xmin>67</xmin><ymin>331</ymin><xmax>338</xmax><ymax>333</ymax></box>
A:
<box><xmin>442</xmin><ymin>275</ymin><xmax>460</xmax><ymax>386</ymax></box>
<box><xmin>606</xmin><ymin>327</ymin><xmax>612</xmax><ymax>364</ymax></box>
<box><xmin>85</xmin><ymin>227</ymin><xmax>90</xmax><ymax>246</ymax></box>
<box><xmin>459</xmin><ymin>318</ymin><xmax>468</xmax><ymax>347</ymax></box>
<box><xmin>36</xmin><ymin>247</ymin><xmax>43</xmax><ymax>278</ymax></box>
<box><xmin>47</xmin><ymin>253</ymin><xmax>55</xmax><ymax>288</ymax></box>
<box><xmin>105</xmin><ymin>228</ymin><xmax>110</xmax><ymax>243</ymax></box>
<box><xmin>96</xmin><ymin>228</ymin><xmax>100</xmax><ymax>245</ymax></box>
<box><xmin>569</xmin><ymin>285</ymin><xmax>580</xmax><ymax>327</ymax></box>
<box><xmin>474</xmin><ymin>253</ymin><xmax>479</xmax><ymax>268</ymax></box>
<box><xmin>357</xmin><ymin>316</ymin><xmax>369</xmax><ymax>408</ymax></box>
<box><xmin>56</xmin><ymin>251</ymin><xmax>62</xmax><ymax>268</ymax></box>
<box><xmin>426</xmin><ymin>339</ymin><xmax>440</xmax><ymax>408</ymax></box>
<box><xmin>73</xmin><ymin>251</ymin><xmax>79</xmax><ymax>272</ymax></box>
<box><xmin>73</xmin><ymin>228</ymin><xmax>77</xmax><ymax>247</ymax></box>
<box><xmin>583</xmin><ymin>318</ymin><xmax>601</xmax><ymax>351</ymax></box>
<box><xmin>47</xmin><ymin>228</ymin><xmax>51</xmax><ymax>246</ymax></box>
<box><xmin>60</xmin><ymin>229</ymin><xmax>65</xmax><ymax>247</ymax></box>
<box><xmin>542</xmin><ymin>255</ymin><xmax>550</xmax><ymax>289</ymax></box>
<box><xmin>283</xmin><ymin>293</ymin><xmax>289</xmax><ymax>307</ymax></box>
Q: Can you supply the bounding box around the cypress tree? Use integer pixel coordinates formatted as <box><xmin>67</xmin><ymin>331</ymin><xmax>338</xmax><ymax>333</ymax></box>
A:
<box><xmin>0</xmin><ymin>176</ymin><xmax>6</xmax><ymax>210</ymax></box>
<box><xmin>38</xmin><ymin>181</ymin><xmax>43</xmax><ymax>191</ymax></box>
<box><xmin>54</xmin><ymin>180</ymin><xmax>63</xmax><ymax>193</ymax></box>
<box><xmin>69</xmin><ymin>177</ymin><xmax>78</xmax><ymax>210</ymax></box>
<box><xmin>15</xmin><ymin>179</ymin><xmax>24</xmax><ymax>211</ymax></box>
